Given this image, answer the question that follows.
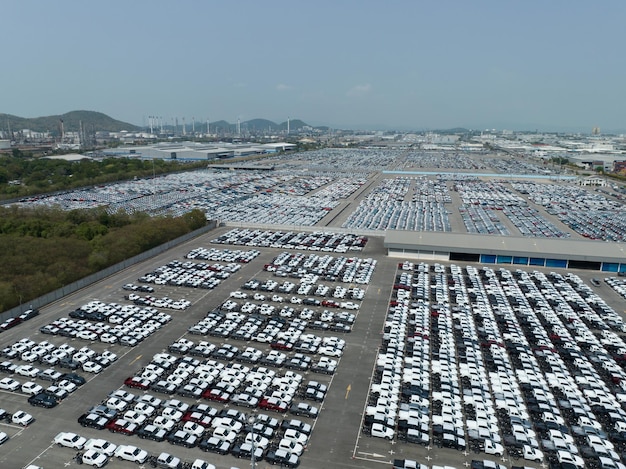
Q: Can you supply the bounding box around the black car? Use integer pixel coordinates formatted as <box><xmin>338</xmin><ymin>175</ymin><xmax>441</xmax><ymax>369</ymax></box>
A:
<box><xmin>84</xmin><ymin>311</ymin><xmax>105</xmax><ymax>321</ymax></box>
<box><xmin>58</xmin><ymin>358</ymin><xmax>80</xmax><ymax>370</ymax></box>
<box><xmin>78</xmin><ymin>412</ymin><xmax>109</xmax><ymax>430</ymax></box>
<box><xmin>20</xmin><ymin>309</ymin><xmax>39</xmax><ymax>320</ymax></box>
<box><xmin>167</xmin><ymin>430</ymin><xmax>198</xmax><ymax>448</ymax></box>
<box><xmin>265</xmin><ymin>448</ymin><xmax>299</xmax><ymax>468</ymax></box>
<box><xmin>198</xmin><ymin>437</ymin><xmax>231</xmax><ymax>455</ymax></box>
<box><xmin>177</xmin><ymin>384</ymin><xmax>203</xmax><ymax>399</ymax></box>
<box><xmin>151</xmin><ymin>380</ymin><xmax>177</xmax><ymax>394</ymax></box>
<box><xmin>88</xmin><ymin>405</ymin><xmax>117</xmax><ymax>419</ymax></box>
<box><xmin>289</xmin><ymin>402</ymin><xmax>319</xmax><ymax>418</ymax></box>
<box><xmin>69</xmin><ymin>309</ymin><xmax>87</xmax><ymax>319</ymax></box>
<box><xmin>60</xmin><ymin>372</ymin><xmax>86</xmax><ymax>386</ymax></box>
<box><xmin>57</xmin><ymin>328</ymin><xmax>77</xmax><ymax>338</ymax></box>
<box><xmin>231</xmin><ymin>442</ymin><xmax>264</xmax><ymax>460</ymax></box>
<box><xmin>280</xmin><ymin>419</ymin><xmax>311</xmax><ymax>435</ymax></box>
<box><xmin>28</xmin><ymin>392</ymin><xmax>58</xmax><ymax>408</ymax></box>
<box><xmin>136</xmin><ymin>424</ymin><xmax>166</xmax><ymax>442</ymax></box>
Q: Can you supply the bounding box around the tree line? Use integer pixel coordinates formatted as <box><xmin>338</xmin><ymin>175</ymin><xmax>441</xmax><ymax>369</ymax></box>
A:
<box><xmin>0</xmin><ymin>206</ymin><xmax>207</xmax><ymax>313</ymax></box>
<box><xmin>0</xmin><ymin>153</ymin><xmax>207</xmax><ymax>200</ymax></box>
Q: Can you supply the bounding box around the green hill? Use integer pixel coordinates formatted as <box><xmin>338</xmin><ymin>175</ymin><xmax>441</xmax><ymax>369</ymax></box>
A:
<box><xmin>209</xmin><ymin>120</ymin><xmax>234</xmax><ymax>133</ymax></box>
<box><xmin>0</xmin><ymin>110</ymin><xmax>139</xmax><ymax>135</ymax></box>
<box><xmin>279</xmin><ymin>119</ymin><xmax>308</xmax><ymax>131</ymax></box>
<box><xmin>244</xmin><ymin>119</ymin><xmax>280</xmax><ymax>132</ymax></box>
<box><xmin>208</xmin><ymin>118</ymin><xmax>312</xmax><ymax>134</ymax></box>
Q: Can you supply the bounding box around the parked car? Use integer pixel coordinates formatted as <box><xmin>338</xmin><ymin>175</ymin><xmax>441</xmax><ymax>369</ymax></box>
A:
<box><xmin>54</xmin><ymin>432</ymin><xmax>87</xmax><ymax>449</ymax></box>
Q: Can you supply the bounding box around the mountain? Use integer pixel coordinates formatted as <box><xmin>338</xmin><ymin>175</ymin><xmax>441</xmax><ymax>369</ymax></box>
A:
<box><xmin>243</xmin><ymin>119</ymin><xmax>280</xmax><ymax>132</ymax></box>
<box><xmin>208</xmin><ymin>118</ymin><xmax>312</xmax><ymax>133</ymax></box>
<box><xmin>209</xmin><ymin>120</ymin><xmax>234</xmax><ymax>133</ymax></box>
<box><xmin>0</xmin><ymin>110</ymin><xmax>139</xmax><ymax>135</ymax></box>
<box><xmin>278</xmin><ymin>119</ymin><xmax>308</xmax><ymax>131</ymax></box>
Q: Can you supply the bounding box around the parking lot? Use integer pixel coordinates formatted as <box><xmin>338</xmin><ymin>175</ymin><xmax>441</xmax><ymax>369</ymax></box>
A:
<box><xmin>1</xmin><ymin>224</ymin><xmax>626</xmax><ymax>469</ymax></box>
<box><xmin>4</xmin><ymin>149</ymin><xmax>626</xmax><ymax>468</ymax></box>
<box><xmin>0</xmin><ymin>229</ymin><xmax>391</xmax><ymax>469</ymax></box>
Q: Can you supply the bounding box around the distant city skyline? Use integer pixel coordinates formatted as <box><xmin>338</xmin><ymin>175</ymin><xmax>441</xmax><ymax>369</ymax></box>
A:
<box><xmin>2</xmin><ymin>0</ymin><xmax>625</xmax><ymax>133</ymax></box>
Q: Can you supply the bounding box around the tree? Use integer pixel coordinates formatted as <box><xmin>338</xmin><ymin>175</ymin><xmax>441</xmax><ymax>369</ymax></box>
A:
<box><xmin>182</xmin><ymin>209</ymin><xmax>207</xmax><ymax>230</ymax></box>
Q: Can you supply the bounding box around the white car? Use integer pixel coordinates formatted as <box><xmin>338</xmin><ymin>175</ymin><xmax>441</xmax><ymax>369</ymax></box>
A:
<box><xmin>152</xmin><ymin>415</ymin><xmax>176</xmax><ymax>431</ymax></box>
<box><xmin>157</xmin><ymin>452</ymin><xmax>181</xmax><ymax>468</ymax></box>
<box><xmin>105</xmin><ymin>397</ymin><xmax>128</xmax><ymax>411</ymax></box>
<box><xmin>54</xmin><ymin>432</ymin><xmax>87</xmax><ymax>449</ymax></box>
<box><xmin>370</xmin><ymin>422</ymin><xmax>395</xmax><ymax>440</ymax></box>
<box><xmin>16</xmin><ymin>365</ymin><xmax>40</xmax><ymax>378</ymax></box>
<box><xmin>191</xmin><ymin>460</ymin><xmax>216</xmax><ymax>469</ymax></box>
<box><xmin>114</xmin><ymin>445</ymin><xmax>148</xmax><ymax>464</ymax></box>
<box><xmin>278</xmin><ymin>438</ymin><xmax>304</xmax><ymax>456</ymax></box>
<box><xmin>81</xmin><ymin>449</ymin><xmax>108</xmax><ymax>467</ymax></box>
<box><xmin>109</xmin><ymin>389</ymin><xmax>135</xmax><ymax>402</ymax></box>
<box><xmin>0</xmin><ymin>377</ymin><xmax>21</xmax><ymax>391</ymax></box>
<box><xmin>0</xmin><ymin>431</ymin><xmax>8</xmax><ymax>445</ymax></box>
<box><xmin>136</xmin><ymin>394</ymin><xmax>162</xmax><ymax>407</ymax></box>
<box><xmin>523</xmin><ymin>445</ymin><xmax>544</xmax><ymax>462</ymax></box>
<box><xmin>83</xmin><ymin>361</ymin><xmax>103</xmax><ymax>374</ymax></box>
<box><xmin>12</xmin><ymin>410</ymin><xmax>34</xmax><ymax>426</ymax></box>
<box><xmin>213</xmin><ymin>426</ymin><xmax>238</xmax><ymax>442</ymax></box>
<box><xmin>123</xmin><ymin>410</ymin><xmax>147</xmax><ymax>426</ymax></box>
<box><xmin>161</xmin><ymin>407</ymin><xmax>183</xmax><ymax>421</ymax></box>
<box><xmin>21</xmin><ymin>381</ymin><xmax>44</xmax><ymax>395</ymax></box>
<box><xmin>84</xmin><ymin>438</ymin><xmax>117</xmax><ymax>456</ymax></box>
<box><xmin>182</xmin><ymin>421</ymin><xmax>206</xmax><ymax>437</ymax></box>
<box><xmin>133</xmin><ymin>402</ymin><xmax>156</xmax><ymax>417</ymax></box>
<box><xmin>77</xmin><ymin>330</ymin><xmax>98</xmax><ymax>341</ymax></box>
<box><xmin>283</xmin><ymin>428</ymin><xmax>309</xmax><ymax>446</ymax></box>
<box><xmin>99</xmin><ymin>333</ymin><xmax>118</xmax><ymax>344</ymax></box>
<box><xmin>57</xmin><ymin>379</ymin><xmax>78</xmax><ymax>393</ymax></box>
<box><xmin>557</xmin><ymin>450</ymin><xmax>584</xmax><ymax>467</ymax></box>
<box><xmin>318</xmin><ymin>345</ymin><xmax>342</xmax><ymax>357</ymax></box>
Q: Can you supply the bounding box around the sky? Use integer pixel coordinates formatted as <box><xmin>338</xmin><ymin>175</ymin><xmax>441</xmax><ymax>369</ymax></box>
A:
<box><xmin>2</xmin><ymin>0</ymin><xmax>626</xmax><ymax>132</ymax></box>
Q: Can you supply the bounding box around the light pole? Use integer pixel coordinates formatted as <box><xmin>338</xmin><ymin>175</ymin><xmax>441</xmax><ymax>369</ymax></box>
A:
<box><xmin>247</xmin><ymin>414</ymin><xmax>256</xmax><ymax>469</ymax></box>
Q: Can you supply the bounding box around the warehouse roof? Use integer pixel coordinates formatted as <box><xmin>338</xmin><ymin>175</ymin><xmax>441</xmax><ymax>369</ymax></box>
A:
<box><xmin>384</xmin><ymin>230</ymin><xmax>626</xmax><ymax>263</ymax></box>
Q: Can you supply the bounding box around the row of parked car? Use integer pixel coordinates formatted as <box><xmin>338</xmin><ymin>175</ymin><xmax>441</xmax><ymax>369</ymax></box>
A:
<box><xmin>39</xmin><ymin>301</ymin><xmax>172</xmax><ymax>346</ymax></box>
<box><xmin>263</xmin><ymin>250</ymin><xmax>377</xmax><ymax>285</ymax></box>
<box><xmin>212</xmin><ymin>228</ymin><xmax>368</xmax><ymax>253</ymax></box>
<box><xmin>363</xmin><ymin>261</ymin><xmax>626</xmax><ymax>469</ymax></box>
<box><xmin>77</xmin><ymin>365</ymin><xmax>319</xmax><ymax>467</ymax></box>
<box><xmin>513</xmin><ymin>181</ymin><xmax>626</xmax><ymax>242</ymax></box>
<box><xmin>138</xmin><ymin>258</ymin><xmax>243</xmax><ymax>289</ymax></box>
<box><xmin>183</xmin><ymin>306</ymin><xmax>347</xmax><ymax>360</ymax></box>
<box><xmin>54</xmin><ymin>430</ymin><xmax>216</xmax><ymax>468</ymax></box>
<box><xmin>0</xmin><ymin>308</ymin><xmax>39</xmax><ymax>335</ymax></box>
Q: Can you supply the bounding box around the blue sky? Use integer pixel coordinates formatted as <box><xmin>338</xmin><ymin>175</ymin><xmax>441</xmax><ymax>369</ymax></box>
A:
<box><xmin>2</xmin><ymin>1</ymin><xmax>625</xmax><ymax>132</ymax></box>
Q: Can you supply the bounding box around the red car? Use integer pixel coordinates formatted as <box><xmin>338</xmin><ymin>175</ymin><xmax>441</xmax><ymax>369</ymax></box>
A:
<box><xmin>259</xmin><ymin>397</ymin><xmax>288</xmax><ymax>412</ymax></box>
<box><xmin>270</xmin><ymin>341</ymin><xmax>293</xmax><ymax>351</ymax></box>
<box><xmin>105</xmin><ymin>418</ymin><xmax>138</xmax><ymax>435</ymax></box>
<box><xmin>124</xmin><ymin>377</ymin><xmax>151</xmax><ymax>390</ymax></box>
<box><xmin>182</xmin><ymin>411</ymin><xmax>212</xmax><ymax>426</ymax></box>
<box><xmin>202</xmin><ymin>388</ymin><xmax>230</xmax><ymax>403</ymax></box>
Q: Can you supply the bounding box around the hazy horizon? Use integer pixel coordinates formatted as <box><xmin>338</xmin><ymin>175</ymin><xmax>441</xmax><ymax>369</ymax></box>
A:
<box><xmin>2</xmin><ymin>0</ymin><xmax>625</xmax><ymax>133</ymax></box>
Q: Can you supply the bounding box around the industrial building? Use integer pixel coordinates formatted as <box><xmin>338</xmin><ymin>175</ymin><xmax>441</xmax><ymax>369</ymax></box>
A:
<box><xmin>384</xmin><ymin>230</ymin><xmax>626</xmax><ymax>272</ymax></box>
<box><xmin>105</xmin><ymin>141</ymin><xmax>296</xmax><ymax>161</ymax></box>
